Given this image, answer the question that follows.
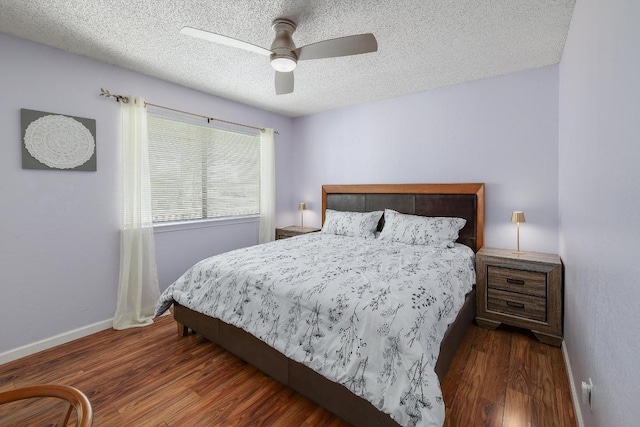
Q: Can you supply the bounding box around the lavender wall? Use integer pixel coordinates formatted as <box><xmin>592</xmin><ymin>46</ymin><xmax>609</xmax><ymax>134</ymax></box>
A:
<box><xmin>559</xmin><ymin>0</ymin><xmax>640</xmax><ymax>425</ymax></box>
<box><xmin>0</xmin><ymin>33</ymin><xmax>293</xmax><ymax>355</ymax></box>
<box><xmin>292</xmin><ymin>66</ymin><xmax>560</xmax><ymax>254</ymax></box>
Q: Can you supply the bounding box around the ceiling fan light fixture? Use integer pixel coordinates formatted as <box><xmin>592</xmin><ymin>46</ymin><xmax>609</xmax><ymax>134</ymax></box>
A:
<box><xmin>271</xmin><ymin>55</ymin><xmax>297</xmax><ymax>72</ymax></box>
<box><xmin>181</xmin><ymin>18</ymin><xmax>377</xmax><ymax>95</ymax></box>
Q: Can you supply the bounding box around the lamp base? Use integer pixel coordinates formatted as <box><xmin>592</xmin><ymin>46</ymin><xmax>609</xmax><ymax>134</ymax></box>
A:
<box><xmin>512</xmin><ymin>250</ymin><xmax>526</xmax><ymax>255</ymax></box>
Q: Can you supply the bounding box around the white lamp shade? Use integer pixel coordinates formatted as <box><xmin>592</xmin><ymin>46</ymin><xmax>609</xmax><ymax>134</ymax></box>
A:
<box><xmin>511</xmin><ymin>211</ymin><xmax>526</xmax><ymax>223</ymax></box>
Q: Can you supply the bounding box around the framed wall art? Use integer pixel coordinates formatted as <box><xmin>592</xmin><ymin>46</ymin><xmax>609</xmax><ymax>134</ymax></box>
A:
<box><xmin>21</xmin><ymin>108</ymin><xmax>97</xmax><ymax>171</ymax></box>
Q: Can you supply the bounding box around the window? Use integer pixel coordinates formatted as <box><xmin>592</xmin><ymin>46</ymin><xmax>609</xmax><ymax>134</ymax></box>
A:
<box><xmin>147</xmin><ymin>113</ymin><xmax>260</xmax><ymax>223</ymax></box>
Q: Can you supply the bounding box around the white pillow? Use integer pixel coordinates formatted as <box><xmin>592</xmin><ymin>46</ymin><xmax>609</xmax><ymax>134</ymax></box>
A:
<box><xmin>378</xmin><ymin>209</ymin><xmax>466</xmax><ymax>247</ymax></box>
<box><xmin>321</xmin><ymin>209</ymin><xmax>383</xmax><ymax>239</ymax></box>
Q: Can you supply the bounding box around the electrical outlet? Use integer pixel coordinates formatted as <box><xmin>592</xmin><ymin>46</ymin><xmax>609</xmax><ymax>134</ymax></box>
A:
<box><xmin>581</xmin><ymin>378</ymin><xmax>594</xmax><ymax>411</ymax></box>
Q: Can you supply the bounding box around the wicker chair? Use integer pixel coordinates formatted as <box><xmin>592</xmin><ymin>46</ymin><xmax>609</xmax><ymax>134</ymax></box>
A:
<box><xmin>0</xmin><ymin>384</ymin><xmax>92</xmax><ymax>427</ymax></box>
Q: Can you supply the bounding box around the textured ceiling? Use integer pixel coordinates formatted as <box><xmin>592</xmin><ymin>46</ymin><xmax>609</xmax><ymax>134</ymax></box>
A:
<box><xmin>0</xmin><ymin>0</ymin><xmax>575</xmax><ymax>117</ymax></box>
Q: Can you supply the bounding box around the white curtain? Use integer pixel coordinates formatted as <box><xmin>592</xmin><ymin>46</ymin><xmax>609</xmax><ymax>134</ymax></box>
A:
<box><xmin>259</xmin><ymin>128</ymin><xmax>276</xmax><ymax>244</ymax></box>
<box><xmin>113</xmin><ymin>96</ymin><xmax>161</xmax><ymax>330</ymax></box>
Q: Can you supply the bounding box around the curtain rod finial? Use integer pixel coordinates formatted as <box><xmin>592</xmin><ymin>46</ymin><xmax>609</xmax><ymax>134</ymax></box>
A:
<box><xmin>100</xmin><ymin>87</ymin><xmax>129</xmax><ymax>103</ymax></box>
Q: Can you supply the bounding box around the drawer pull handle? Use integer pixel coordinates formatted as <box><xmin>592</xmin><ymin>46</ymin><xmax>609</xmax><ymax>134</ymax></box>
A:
<box><xmin>506</xmin><ymin>278</ymin><xmax>525</xmax><ymax>285</ymax></box>
<box><xmin>506</xmin><ymin>301</ymin><xmax>525</xmax><ymax>309</ymax></box>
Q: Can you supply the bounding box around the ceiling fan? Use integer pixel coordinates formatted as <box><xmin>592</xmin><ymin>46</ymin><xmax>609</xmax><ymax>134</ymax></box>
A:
<box><xmin>180</xmin><ymin>19</ymin><xmax>378</xmax><ymax>95</ymax></box>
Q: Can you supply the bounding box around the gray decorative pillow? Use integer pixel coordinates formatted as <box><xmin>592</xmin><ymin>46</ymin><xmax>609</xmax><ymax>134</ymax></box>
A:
<box><xmin>321</xmin><ymin>209</ymin><xmax>383</xmax><ymax>239</ymax></box>
<box><xmin>378</xmin><ymin>209</ymin><xmax>466</xmax><ymax>247</ymax></box>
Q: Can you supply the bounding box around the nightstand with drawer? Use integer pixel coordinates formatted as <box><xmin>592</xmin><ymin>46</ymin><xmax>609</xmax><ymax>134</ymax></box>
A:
<box><xmin>275</xmin><ymin>226</ymin><xmax>321</xmax><ymax>240</ymax></box>
<box><xmin>476</xmin><ymin>247</ymin><xmax>563</xmax><ymax>346</ymax></box>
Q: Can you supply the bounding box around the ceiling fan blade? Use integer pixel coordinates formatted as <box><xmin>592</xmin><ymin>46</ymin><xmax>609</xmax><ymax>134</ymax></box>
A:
<box><xmin>294</xmin><ymin>33</ymin><xmax>377</xmax><ymax>61</ymax></box>
<box><xmin>180</xmin><ymin>26</ymin><xmax>272</xmax><ymax>56</ymax></box>
<box><xmin>275</xmin><ymin>71</ymin><xmax>294</xmax><ymax>95</ymax></box>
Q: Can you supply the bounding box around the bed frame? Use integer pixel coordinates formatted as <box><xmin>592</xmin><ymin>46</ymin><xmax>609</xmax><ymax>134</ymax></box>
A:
<box><xmin>174</xmin><ymin>183</ymin><xmax>485</xmax><ymax>426</ymax></box>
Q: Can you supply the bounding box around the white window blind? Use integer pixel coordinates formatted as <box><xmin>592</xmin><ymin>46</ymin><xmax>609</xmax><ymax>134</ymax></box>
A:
<box><xmin>147</xmin><ymin>113</ymin><xmax>260</xmax><ymax>223</ymax></box>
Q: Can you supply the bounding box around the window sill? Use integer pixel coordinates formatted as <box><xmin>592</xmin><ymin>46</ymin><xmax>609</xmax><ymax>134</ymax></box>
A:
<box><xmin>153</xmin><ymin>215</ymin><xmax>260</xmax><ymax>234</ymax></box>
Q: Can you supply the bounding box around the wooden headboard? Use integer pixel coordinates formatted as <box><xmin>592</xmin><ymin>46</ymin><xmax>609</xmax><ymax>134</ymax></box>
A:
<box><xmin>322</xmin><ymin>183</ymin><xmax>485</xmax><ymax>252</ymax></box>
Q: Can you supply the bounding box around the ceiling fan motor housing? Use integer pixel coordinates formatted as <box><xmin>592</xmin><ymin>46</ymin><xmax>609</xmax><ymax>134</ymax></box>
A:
<box><xmin>270</xmin><ymin>19</ymin><xmax>298</xmax><ymax>69</ymax></box>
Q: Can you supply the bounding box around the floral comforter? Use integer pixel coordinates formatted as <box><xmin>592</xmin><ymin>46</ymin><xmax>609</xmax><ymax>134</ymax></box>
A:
<box><xmin>156</xmin><ymin>233</ymin><xmax>475</xmax><ymax>426</ymax></box>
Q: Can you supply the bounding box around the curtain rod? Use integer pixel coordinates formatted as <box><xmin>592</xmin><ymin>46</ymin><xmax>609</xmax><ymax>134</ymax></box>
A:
<box><xmin>99</xmin><ymin>88</ymin><xmax>276</xmax><ymax>134</ymax></box>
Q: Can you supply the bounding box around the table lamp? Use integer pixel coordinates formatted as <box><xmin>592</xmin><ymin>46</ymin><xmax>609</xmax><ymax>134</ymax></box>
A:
<box><xmin>298</xmin><ymin>202</ymin><xmax>306</xmax><ymax>228</ymax></box>
<box><xmin>511</xmin><ymin>211</ymin><xmax>526</xmax><ymax>253</ymax></box>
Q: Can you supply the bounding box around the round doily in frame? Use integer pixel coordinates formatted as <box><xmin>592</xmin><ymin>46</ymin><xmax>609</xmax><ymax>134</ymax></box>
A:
<box><xmin>24</xmin><ymin>115</ymin><xmax>95</xmax><ymax>169</ymax></box>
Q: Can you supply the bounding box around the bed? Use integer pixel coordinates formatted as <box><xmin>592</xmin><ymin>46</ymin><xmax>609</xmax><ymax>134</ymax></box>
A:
<box><xmin>156</xmin><ymin>183</ymin><xmax>484</xmax><ymax>426</ymax></box>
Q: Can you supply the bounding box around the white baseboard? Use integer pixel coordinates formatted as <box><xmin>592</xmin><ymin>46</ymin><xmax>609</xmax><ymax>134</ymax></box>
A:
<box><xmin>562</xmin><ymin>341</ymin><xmax>585</xmax><ymax>427</ymax></box>
<box><xmin>0</xmin><ymin>318</ymin><xmax>113</xmax><ymax>366</ymax></box>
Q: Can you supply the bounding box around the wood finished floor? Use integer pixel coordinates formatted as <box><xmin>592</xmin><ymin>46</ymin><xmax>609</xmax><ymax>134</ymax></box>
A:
<box><xmin>0</xmin><ymin>315</ymin><xmax>576</xmax><ymax>426</ymax></box>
